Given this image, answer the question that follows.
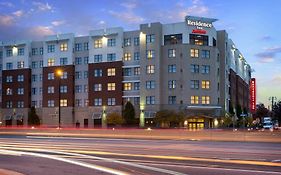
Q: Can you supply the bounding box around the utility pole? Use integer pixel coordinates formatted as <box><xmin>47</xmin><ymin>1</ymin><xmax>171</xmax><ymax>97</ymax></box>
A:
<box><xmin>268</xmin><ymin>96</ymin><xmax>277</xmax><ymax>111</ymax></box>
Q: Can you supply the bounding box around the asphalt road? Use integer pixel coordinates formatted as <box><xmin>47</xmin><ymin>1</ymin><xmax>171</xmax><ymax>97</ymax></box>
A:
<box><xmin>0</xmin><ymin>135</ymin><xmax>281</xmax><ymax>175</ymax></box>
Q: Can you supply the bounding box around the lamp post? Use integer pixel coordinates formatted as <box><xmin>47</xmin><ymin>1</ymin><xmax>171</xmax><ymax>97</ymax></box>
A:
<box><xmin>56</xmin><ymin>69</ymin><xmax>63</xmax><ymax>128</ymax></box>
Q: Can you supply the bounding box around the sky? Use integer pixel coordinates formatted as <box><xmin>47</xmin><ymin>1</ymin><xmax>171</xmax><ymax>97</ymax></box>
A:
<box><xmin>0</xmin><ymin>0</ymin><xmax>280</xmax><ymax>108</ymax></box>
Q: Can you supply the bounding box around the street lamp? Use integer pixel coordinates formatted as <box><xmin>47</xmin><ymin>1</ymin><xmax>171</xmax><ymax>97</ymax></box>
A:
<box><xmin>56</xmin><ymin>69</ymin><xmax>63</xmax><ymax>128</ymax></box>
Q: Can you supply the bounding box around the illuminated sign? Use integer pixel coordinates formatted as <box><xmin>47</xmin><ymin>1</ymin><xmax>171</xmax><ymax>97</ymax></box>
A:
<box><xmin>250</xmin><ymin>78</ymin><xmax>256</xmax><ymax>112</ymax></box>
<box><xmin>187</xmin><ymin>20</ymin><xmax>212</xmax><ymax>28</ymax></box>
<box><xmin>192</xmin><ymin>29</ymin><xmax>207</xmax><ymax>34</ymax></box>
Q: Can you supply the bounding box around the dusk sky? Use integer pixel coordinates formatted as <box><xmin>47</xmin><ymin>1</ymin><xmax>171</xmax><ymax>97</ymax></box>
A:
<box><xmin>0</xmin><ymin>0</ymin><xmax>280</xmax><ymax>107</ymax></box>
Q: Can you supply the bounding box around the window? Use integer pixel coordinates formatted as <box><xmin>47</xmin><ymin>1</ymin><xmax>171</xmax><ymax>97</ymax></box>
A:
<box><xmin>84</xmin><ymin>99</ymin><xmax>89</xmax><ymax>107</ymax></box>
<box><xmin>191</xmin><ymin>80</ymin><xmax>199</xmax><ymax>89</ymax></box>
<box><xmin>60</xmin><ymin>99</ymin><xmax>68</xmax><ymax>107</ymax></box>
<box><xmin>75</xmin><ymin>85</ymin><xmax>82</xmax><ymax>93</ymax></box>
<box><xmin>202</xmin><ymin>65</ymin><xmax>210</xmax><ymax>74</ymax></box>
<box><xmin>190</xmin><ymin>34</ymin><xmax>208</xmax><ymax>46</ymax></box>
<box><xmin>39</xmin><ymin>87</ymin><xmax>43</xmax><ymax>94</ymax></box>
<box><xmin>17</xmin><ymin>101</ymin><xmax>24</xmax><ymax>108</ymax></box>
<box><xmin>75</xmin><ymin>43</ymin><xmax>82</xmax><ymax>51</ymax></box>
<box><xmin>134</xmin><ymin>67</ymin><xmax>140</xmax><ymax>75</ymax></box>
<box><xmin>202</xmin><ymin>50</ymin><xmax>210</xmax><ymax>58</ymax></box>
<box><xmin>60</xmin><ymin>43</ymin><xmax>68</xmax><ymax>51</ymax></box>
<box><xmin>168</xmin><ymin>65</ymin><xmax>176</xmax><ymax>73</ymax></box>
<box><xmin>134</xmin><ymin>37</ymin><xmax>139</xmax><ymax>46</ymax></box>
<box><xmin>168</xmin><ymin>96</ymin><xmax>176</xmax><ymax>104</ymax></box>
<box><xmin>48</xmin><ymin>86</ymin><xmax>54</xmax><ymax>94</ymax></box>
<box><xmin>168</xmin><ymin>80</ymin><xmax>176</xmax><ymax>89</ymax></box>
<box><xmin>84</xmin><ymin>85</ymin><xmax>88</xmax><ymax>93</ymax></box>
<box><xmin>32</xmin><ymin>48</ymin><xmax>38</xmax><ymax>55</ymax></box>
<box><xmin>75</xmin><ymin>99</ymin><xmax>82</xmax><ymax>107</ymax></box>
<box><xmin>94</xmin><ymin>69</ymin><xmax>102</xmax><ymax>77</ymax></box>
<box><xmin>60</xmin><ymin>85</ymin><xmax>67</xmax><ymax>93</ymax></box>
<box><xmin>0</xmin><ymin>51</ymin><xmax>2</xmax><ymax>59</ymax></box>
<box><xmin>84</xmin><ymin>57</ymin><xmax>89</xmax><ymax>64</ymax></box>
<box><xmin>75</xmin><ymin>57</ymin><xmax>82</xmax><ymax>65</ymax></box>
<box><xmin>134</xmin><ymin>82</ymin><xmax>140</xmax><ymax>90</ymax></box>
<box><xmin>18</xmin><ymin>48</ymin><xmax>24</xmax><ymax>56</ymax></box>
<box><xmin>123</xmin><ymin>83</ymin><xmax>132</xmax><ymax>91</ymax></box>
<box><xmin>124</xmin><ymin>53</ymin><xmax>131</xmax><ymax>61</ymax></box>
<box><xmin>134</xmin><ymin>97</ymin><xmax>140</xmax><ymax>105</ymax></box>
<box><xmin>190</xmin><ymin>64</ymin><xmax>200</xmax><ymax>73</ymax></box>
<box><xmin>84</xmin><ymin>42</ymin><xmax>89</xmax><ymax>50</ymax></box>
<box><xmin>168</xmin><ymin>49</ymin><xmax>176</xmax><ymax>58</ymax></box>
<box><xmin>94</xmin><ymin>84</ymin><xmax>102</xmax><ymax>91</ymax></box>
<box><xmin>6</xmin><ymin>88</ymin><xmax>12</xmax><ymax>95</ymax></box>
<box><xmin>164</xmin><ymin>34</ymin><xmax>182</xmax><ymax>45</ymax></box>
<box><xmin>32</xmin><ymin>74</ymin><xmax>38</xmax><ymax>82</ymax></box>
<box><xmin>75</xmin><ymin>71</ymin><xmax>82</xmax><ymax>79</ymax></box>
<box><xmin>202</xmin><ymin>96</ymin><xmax>210</xmax><ymax>104</ymax></box>
<box><xmin>32</xmin><ymin>61</ymin><xmax>38</xmax><ymax>69</ymax></box>
<box><xmin>48</xmin><ymin>73</ymin><xmax>54</xmax><ymax>80</ymax></box>
<box><xmin>190</xmin><ymin>49</ymin><xmax>199</xmax><ymax>58</ymax></box>
<box><xmin>94</xmin><ymin>39</ymin><xmax>102</xmax><ymax>48</ymax></box>
<box><xmin>48</xmin><ymin>58</ymin><xmax>55</xmax><ymax>66</ymax></box>
<box><xmin>123</xmin><ymin>68</ymin><xmax>132</xmax><ymax>76</ymax></box>
<box><xmin>146</xmin><ymin>50</ymin><xmax>155</xmax><ymax>59</ymax></box>
<box><xmin>17</xmin><ymin>61</ymin><xmax>24</xmax><ymax>68</ymax></box>
<box><xmin>107</xmin><ymin>39</ymin><xmax>116</xmax><ymax>47</ymax></box>
<box><xmin>146</xmin><ymin>34</ymin><xmax>155</xmax><ymax>43</ymax></box>
<box><xmin>61</xmin><ymin>72</ymin><xmax>67</xmax><ymax>79</ymax></box>
<box><xmin>94</xmin><ymin>54</ymin><xmax>102</xmax><ymax>62</ymax></box>
<box><xmin>146</xmin><ymin>96</ymin><xmax>155</xmax><ymax>105</ymax></box>
<box><xmin>146</xmin><ymin>81</ymin><xmax>155</xmax><ymax>89</ymax></box>
<box><xmin>47</xmin><ymin>45</ymin><xmax>55</xmax><ymax>53</ymax></box>
<box><xmin>107</xmin><ymin>98</ymin><xmax>116</xmax><ymax>106</ymax></box>
<box><xmin>191</xmin><ymin>96</ymin><xmax>199</xmax><ymax>104</ymax></box>
<box><xmin>84</xmin><ymin>71</ymin><xmax>88</xmax><ymax>79</ymax></box>
<box><xmin>6</xmin><ymin>49</ymin><xmax>12</xmax><ymax>57</ymax></box>
<box><xmin>39</xmin><ymin>60</ymin><xmax>43</xmax><ymax>67</ymax></box>
<box><xmin>6</xmin><ymin>101</ymin><xmax>13</xmax><ymax>108</ymax></box>
<box><xmin>48</xmin><ymin>100</ymin><xmax>55</xmax><ymax>107</ymax></box>
<box><xmin>39</xmin><ymin>47</ymin><xmax>43</xmax><ymax>55</ymax></box>
<box><xmin>32</xmin><ymin>101</ymin><xmax>37</xmax><ymax>107</ymax></box>
<box><xmin>17</xmin><ymin>75</ymin><xmax>24</xmax><ymax>82</ymax></box>
<box><xmin>94</xmin><ymin>98</ymin><xmax>102</xmax><ymax>106</ymax></box>
<box><xmin>107</xmin><ymin>68</ymin><xmax>116</xmax><ymax>76</ymax></box>
<box><xmin>17</xmin><ymin>88</ymin><xmax>24</xmax><ymax>95</ymax></box>
<box><xmin>6</xmin><ymin>76</ymin><xmax>13</xmax><ymax>82</ymax></box>
<box><xmin>107</xmin><ymin>53</ymin><xmax>116</xmax><ymax>61</ymax></box>
<box><xmin>60</xmin><ymin>57</ymin><xmax>68</xmax><ymax>65</ymax></box>
<box><xmin>146</xmin><ymin>65</ymin><xmax>155</xmax><ymax>74</ymax></box>
<box><xmin>124</xmin><ymin>38</ymin><xmax>131</xmax><ymax>47</ymax></box>
<box><xmin>134</xmin><ymin>52</ymin><xmax>140</xmax><ymax>60</ymax></box>
<box><xmin>107</xmin><ymin>83</ymin><xmax>116</xmax><ymax>91</ymax></box>
<box><xmin>6</xmin><ymin>63</ymin><xmax>13</xmax><ymax>70</ymax></box>
<box><xmin>31</xmin><ymin>88</ymin><xmax>37</xmax><ymax>95</ymax></box>
<box><xmin>202</xmin><ymin>80</ymin><xmax>210</xmax><ymax>89</ymax></box>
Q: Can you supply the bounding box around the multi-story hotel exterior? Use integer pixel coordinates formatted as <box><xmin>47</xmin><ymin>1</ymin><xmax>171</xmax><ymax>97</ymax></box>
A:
<box><xmin>0</xmin><ymin>16</ymin><xmax>251</xmax><ymax>129</ymax></box>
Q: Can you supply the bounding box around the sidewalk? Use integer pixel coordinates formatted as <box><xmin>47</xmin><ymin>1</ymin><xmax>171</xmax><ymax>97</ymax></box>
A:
<box><xmin>0</xmin><ymin>169</ymin><xmax>24</xmax><ymax>175</ymax></box>
<box><xmin>0</xmin><ymin>128</ymin><xmax>281</xmax><ymax>143</ymax></box>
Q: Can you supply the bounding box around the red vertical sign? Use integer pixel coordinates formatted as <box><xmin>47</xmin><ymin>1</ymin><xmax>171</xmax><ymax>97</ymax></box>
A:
<box><xmin>250</xmin><ymin>78</ymin><xmax>256</xmax><ymax>112</ymax></box>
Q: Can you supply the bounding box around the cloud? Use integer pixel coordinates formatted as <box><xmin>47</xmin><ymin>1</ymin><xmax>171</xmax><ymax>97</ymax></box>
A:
<box><xmin>32</xmin><ymin>2</ymin><xmax>54</xmax><ymax>12</ymax></box>
<box><xmin>0</xmin><ymin>2</ymin><xmax>14</xmax><ymax>7</ymax></box>
<box><xmin>26</xmin><ymin>26</ymin><xmax>55</xmax><ymax>38</ymax></box>
<box><xmin>260</xmin><ymin>35</ymin><xmax>272</xmax><ymax>41</ymax></box>
<box><xmin>13</xmin><ymin>10</ymin><xmax>24</xmax><ymax>17</ymax></box>
<box><xmin>51</xmin><ymin>20</ymin><xmax>65</xmax><ymax>27</ymax></box>
<box><xmin>255</xmin><ymin>46</ymin><xmax>281</xmax><ymax>63</ymax></box>
<box><xmin>0</xmin><ymin>15</ymin><xmax>14</xmax><ymax>26</ymax></box>
<box><xmin>109</xmin><ymin>10</ymin><xmax>144</xmax><ymax>24</ymax></box>
<box><xmin>120</xmin><ymin>1</ymin><xmax>137</xmax><ymax>10</ymax></box>
<box><xmin>272</xmin><ymin>76</ymin><xmax>281</xmax><ymax>84</ymax></box>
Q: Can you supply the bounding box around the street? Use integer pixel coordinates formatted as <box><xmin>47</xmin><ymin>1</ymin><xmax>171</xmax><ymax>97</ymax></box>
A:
<box><xmin>0</xmin><ymin>135</ymin><xmax>281</xmax><ymax>175</ymax></box>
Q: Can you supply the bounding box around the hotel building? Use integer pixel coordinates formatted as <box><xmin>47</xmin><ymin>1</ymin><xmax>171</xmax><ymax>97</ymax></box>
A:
<box><xmin>0</xmin><ymin>16</ymin><xmax>251</xmax><ymax>129</ymax></box>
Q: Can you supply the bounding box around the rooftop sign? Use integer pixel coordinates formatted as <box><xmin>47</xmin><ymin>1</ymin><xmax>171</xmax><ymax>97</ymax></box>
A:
<box><xmin>185</xmin><ymin>16</ymin><xmax>217</xmax><ymax>29</ymax></box>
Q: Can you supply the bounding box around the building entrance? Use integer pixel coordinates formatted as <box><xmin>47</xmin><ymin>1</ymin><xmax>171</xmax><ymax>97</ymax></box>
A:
<box><xmin>187</xmin><ymin>118</ymin><xmax>205</xmax><ymax>129</ymax></box>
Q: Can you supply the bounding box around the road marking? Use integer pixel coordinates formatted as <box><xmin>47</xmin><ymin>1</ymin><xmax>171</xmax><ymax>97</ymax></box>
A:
<box><xmin>0</xmin><ymin>149</ymin><xmax>129</xmax><ymax>175</ymax></box>
<box><xmin>0</xmin><ymin>147</ymin><xmax>187</xmax><ymax>175</ymax></box>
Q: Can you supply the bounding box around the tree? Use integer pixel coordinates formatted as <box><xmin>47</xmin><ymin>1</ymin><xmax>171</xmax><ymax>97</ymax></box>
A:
<box><xmin>107</xmin><ymin>113</ymin><xmax>124</xmax><ymax>126</ymax></box>
<box><xmin>221</xmin><ymin>114</ymin><xmax>233</xmax><ymax>128</ymax></box>
<box><xmin>255</xmin><ymin>103</ymin><xmax>269</xmax><ymax>121</ymax></box>
<box><xmin>154</xmin><ymin>110</ymin><xmax>185</xmax><ymax>128</ymax></box>
<box><xmin>272</xmin><ymin>101</ymin><xmax>281</xmax><ymax>124</ymax></box>
<box><xmin>28</xmin><ymin>107</ymin><xmax>40</xmax><ymax>126</ymax></box>
<box><xmin>123</xmin><ymin>101</ymin><xmax>136</xmax><ymax>125</ymax></box>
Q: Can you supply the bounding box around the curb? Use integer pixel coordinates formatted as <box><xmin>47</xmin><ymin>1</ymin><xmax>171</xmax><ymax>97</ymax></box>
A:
<box><xmin>0</xmin><ymin>169</ymin><xmax>24</xmax><ymax>175</ymax></box>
